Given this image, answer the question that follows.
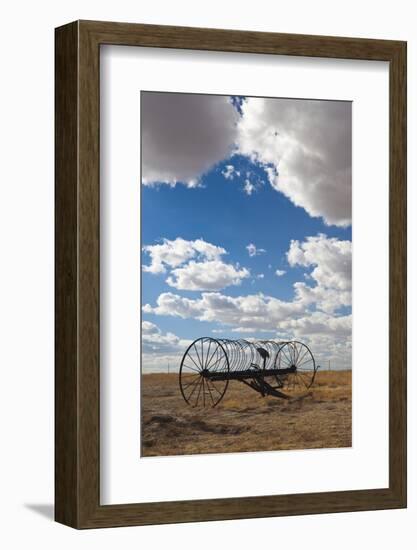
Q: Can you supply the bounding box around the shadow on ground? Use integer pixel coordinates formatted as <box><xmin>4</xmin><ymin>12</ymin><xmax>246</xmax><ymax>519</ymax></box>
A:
<box><xmin>24</xmin><ymin>504</ymin><xmax>54</xmax><ymax>521</ymax></box>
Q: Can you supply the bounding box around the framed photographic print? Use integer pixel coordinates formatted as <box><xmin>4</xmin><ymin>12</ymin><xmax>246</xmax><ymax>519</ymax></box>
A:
<box><xmin>55</xmin><ymin>20</ymin><xmax>406</xmax><ymax>528</ymax></box>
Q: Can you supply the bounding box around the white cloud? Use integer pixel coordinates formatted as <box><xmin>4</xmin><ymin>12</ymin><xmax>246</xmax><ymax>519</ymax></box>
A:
<box><xmin>143</xmin><ymin>237</ymin><xmax>225</xmax><ymax>274</ymax></box>
<box><xmin>141</xmin><ymin>92</ymin><xmax>238</xmax><ymax>187</ymax></box>
<box><xmin>287</xmin><ymin>234</ymin><xmax>351</xmax><ymax>312</ymax></box>
<box><xmin>275</xmin><ymin>269</ymin><xmax>286</xmax><ymax>277</ymax></box>
<box><xmin>166</xmin><ymin>260</ymin><xmax>250</xmax><ymax>291</ymax></box>
<box><xmin>143</xmin><ymin>291</ymin><xmax>305</xmax><ymax>329</ymax></box>
<box><xmin>143</xmin><ymin>293</ymin><xmax>198</xmax><ymax>318</ymax></box>
<box><xmin>222</xmin><ymin>164</ymin><xmax>240</xmax><ymax>180</ymax></box>
<box><xmin>141</xmin><ymin>94</ymin><xmax>351</xmax><ymax>227</ymax></box>
<box><xmin>231</xmin><ymin>327</ymin><xmax>274</xmax><ymax>334</ymax></box>
<box><xmin>141</xmin><ymin>321</ymin><xmax>194</xmax><ymax>373</ymax></box>
<box><xmin>143</xmin><ymin>294</ymin><xmax>352</xmax><ymax>369</ymax></box>
<box><xmin>142</xmin><ymin>290</ymin><xmax>351</xmax><ymax>357</ymax></box>
<box><xmin>142</xmin><ymin>320</ymin><xmax>160</xmax><ymax>335</ymax></box>
<box><xmin>143</xmin><ymin>235</ymin><xmax>352</xmax><ymax>369</ymax></box>
<box><xmin>278</xmin><ymin>313</ymin><xmax>352</xmax><ymax>369</ymax></box>
<box><xmin>223</xmin><ymin>164</ymin><xmax>262</xmax><ymax>196</ymax></box>
<box><xmin>143</xmin><ymin>237</ymin><xmax>250</xmax><ymax>291</ymax></box>
<box><xmin>144</xmin><ymin>234</ymin><xmax>351</xmax><ymax>323</ymax></box>
<box><xmin>236</xmin><ymin>98</ymin><xmax>352</xmax><ymax>226</ymax></box>
<box><xmin>246</xmin><ymin>243</ymin><xmax>266</xmax><ymax>257</ymax></box>
<box><xmin>142</xmin><ymin>320</ymin><xmax>192</xmax><ymax>354</ymax></box>
<box><xmin>279</xmin><ymin>312</ymin><xmax>352</xmax><ymax>339</ymax></box>
<box><xmin>294</xmin><ymin>283</ymin><xmax>351</xmax><ymax>315</ymax></box>
<box><xmin>256</xmin><ymin>273</ymin><xmax>264</xmax><ymax>279</ymax></box>
<box><xmin>243</xmin><ymin>179</ymin><xmax>255</xmax><ymax>195</ymax></box>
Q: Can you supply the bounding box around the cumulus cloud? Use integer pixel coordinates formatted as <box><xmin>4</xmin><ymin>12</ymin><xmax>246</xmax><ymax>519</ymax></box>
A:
<box><xmin>278</xmin><ymin>313</ymin><xmax>352</xmax><ymax>369</ymax></box>
<box><xmin>287</xmin><ymin>234</ymin><xmax>351</xmax><ymax>312</ymax></box>
<box><xmin>231</xmin><ymin>327</ymin><xmax>274</xmax><ymax>334</ymax></box>
<box><xmin>141</xmin><ymin>93</ymin><xmax>351</xmax><ymax>226</ymax></box>
<box><xmin>141</xmin><ymin>92</ymin><xmax>238</xmax><ymax>186</ymax></box>
<box><xmin>142</xmin><ymin>234</ymin><xmax>352</xmax><ymax>369</ymax></box>
<box><xmin>143</xmin><ymin>234</ymin><xmax>351</xmax><ymax>325</ymax></box>
<box><xmin>243</xmin><ymin>179</ymin><xmax>255</xmax><ymax>195</ymax></box>
<box><xmin>143</xmin><ymin>237</ymin><xmax>250</xmax><ymax>291</ymax></box>
<box><xmin>246</xmin><ymin>243</ymin><xmax>266</xmax><ymax>257</ymax></box>
<box><xmin>142</xmin><ymin>320</ymin><xmax>160</xmax><ymax>335</ymax></box>
<box><xmin>143</xmin><ymin>237</ymin><xmax>225</xmax><ymax>274</ymax></box>
<box><xmin>275</xmin><ymin>269</ymin><xmax>286</xmax><ymax>277</ymax></box>
<box><xmin>279</xmin><ymin>312</ymin><xmax>352</xmax><ymax>339</ymax></box>
<box><xmin>236</xmin><ymin>98</ymin><xmax>352</xmax><ymax>226</ymax></box>
<box><xmin>141</xmin><ymin>321</ymin><xmax>194</xmax><ymax>373</ymax></box>
<box><xmin>142</xmin><ymin>320</ymin><xmax>192</xmax><ymax>354</ymax></box>
<box><xmin>143</xmin><ymin>299</ymin><xmax>352</xmax><ymax>369</ymax></box>
<box><xmin>143</xmin><ymin>291</ymin><xmax>305</xmax><ymax>329</ymax></box>
<box><xmin>142</xmin><ymin>290</ymin><xmax>351</xmax><ymax>351</ymax></box>
<box><xmin>166</xmin><ymin>260</ymin><xmax>249</xmax><ymax>291</ymax></box>
<box><xmin>222</xmin><ymin>164</ymin><xmax>240</xmax><ymax>180</ymax></box>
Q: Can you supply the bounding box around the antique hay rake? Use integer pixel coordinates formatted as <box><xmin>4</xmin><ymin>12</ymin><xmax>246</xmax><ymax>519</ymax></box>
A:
<box><xmin>179</xmin><ymin>338</ymin><xmax>319</xmax><ymax>408</ymax></box>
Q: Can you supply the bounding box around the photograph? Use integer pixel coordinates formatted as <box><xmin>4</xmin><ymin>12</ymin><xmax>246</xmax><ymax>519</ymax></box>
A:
<box><xmin>0</xmin><ymin>0</ymin><xmax>408</xmax><ymax>538</ymax></box>
<box><xmin>140</xmin><ymin>91</ymin><xmax>352</xmax><ymax>457</ymax></box>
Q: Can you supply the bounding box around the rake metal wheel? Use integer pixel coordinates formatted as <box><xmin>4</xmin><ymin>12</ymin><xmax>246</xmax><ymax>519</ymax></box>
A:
<box><xmin>179</xmin><ymin>337</ymin><xmax>230</xmax><ymax>408</ymax></box>
<box><xmin>276</xmin><ymin>341</ymin><xmax>316</xmax><ymax>395</ymax></box>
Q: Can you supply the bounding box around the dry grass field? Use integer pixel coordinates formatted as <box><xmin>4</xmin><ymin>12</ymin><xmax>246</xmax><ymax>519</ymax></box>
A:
<box><xmin>141</xmin><ymin>370</ymin><xmax>351</xmax><ymax>457</ymax></box>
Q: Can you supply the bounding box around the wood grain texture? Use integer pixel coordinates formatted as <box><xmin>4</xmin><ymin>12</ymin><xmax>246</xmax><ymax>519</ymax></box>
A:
<box><xmin>388</xmin><ymin>41</ymin><xmax>407</xmax><ymax>503</ymax></box>
<box><xmin>55</xmin><ymin>21</ymin><xmax>79</xmax><ymax>527</ymax></box>
<box><xmin>55</xmin><ymin>20</ymin><xmax>407</xmax><ymax>529</ymax></box>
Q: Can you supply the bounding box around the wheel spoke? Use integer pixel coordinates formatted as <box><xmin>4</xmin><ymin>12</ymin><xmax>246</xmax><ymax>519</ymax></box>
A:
<box><xmin>280</xmin><ymin>348</ymin><xmax>292</xmax><ymax>367</ymax></box>
<box><xmin>187</xmin><ymin>375</ymin><xmax>202</xmax><ymax>404</ymax></box>
<box><xmin>296</xmin><ymin>372</ymin><xmax>310</xmax><ymax>389</ymax></box>
<box><xmin>182</xmin><ymin>363</ymin><xmax>201</xmax><ymax>373</ymax></box>
<box><xmin>297</xmin><ymin>356</ymin><xmax>313</xmax><ymax>368</ymax></box>
<box><xmin>209</xmin><ymin>354</ymin><xmax>226</xmax><ymax>371</ymax></box>
<box><xmin>281</xmin><ymin>346</ymin><xmax>292</xmax><ymax>364</ymax></box>
<box><xmin>296</xmin><ymin>346</ymin><xmax>309</xmax><ymax>365</ymax></box>
<box><xmin>280</xmin><ymin>355</ymin><xmax>291</xmax><ymax>367</ymax></box>
<box><xmin>207</xmin><ymin>378</ymin><xmax>223</xmax><ymax>397</ymax></box>
<box><xmin>181</xmin><ymin>371</ymin><xmax>199</xmax><ymax>379</ymax></box>
<box><xmin>194</xmin><ymin>377</ymin><xmax>204</xmax><ymax>406</ymax></box>
<box><xmin>204</xmin><ymin>340</ymin><xmax>212</xmax><ymax>368</ymax></box>
<box><xmin>184</xmin><ymin>381</ymin><xmax>202</xmax><ymax>401</ymax></box>
<box><xmin>186</xmin><ymin>351</ymin><xmax>202</xmax><ymax>372</ymax></box>
<box><xmin>211</xmin><ymin>352</ymin><xmax>223</xmax><ymax>371</ymax></box>
<box><xmin>181</xmin><ymin>370</ymin><xmax>200</xmax><ymax>380</ymax></box>
<box><xmin>291</xmin><ymin>344</ymin><xmax>296</xmax><ymax>363</ymax></box>
<box><xmin>299</xmin><ymin>368</ymin><xmax>313</xmax><ymax>381</ymax></box>
<box><xmin>193</xmin><ymin>343</ymin><xmax>204</xmax><ymax>369</ymax></box>
<box><xmin>205</xmin><ymin>344</ymin><xmax>218</xmax><ymax>369</ymax></box>
<box><xmin>182</xmin><ymin>375</ymin><xmax>201</xmax><ymax>391</ymax></box>
<box><xmin>294</xmin><ymin>343</ymin><xmax>300</xmax><ymax>363</ymax></box>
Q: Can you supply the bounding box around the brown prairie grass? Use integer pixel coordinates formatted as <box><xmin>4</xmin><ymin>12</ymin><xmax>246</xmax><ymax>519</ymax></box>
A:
<box><xmin>141</xmin><ymin>369</ymin><xmax>351</xmax><ymax>457</ymax></box>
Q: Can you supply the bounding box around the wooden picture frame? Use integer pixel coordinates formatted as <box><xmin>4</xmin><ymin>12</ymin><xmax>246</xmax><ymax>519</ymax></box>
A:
<box><xmin>55</xmin><ymin>20</ymin><xmax>407</xmax><ymax>528</ymax></box>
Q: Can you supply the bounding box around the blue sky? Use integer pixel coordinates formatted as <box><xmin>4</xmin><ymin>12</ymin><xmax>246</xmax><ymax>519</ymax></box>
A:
<box><xmin>140</xmin><ymin>92</ymin><xmax>352</xmax><ymax>371</ymax></box>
